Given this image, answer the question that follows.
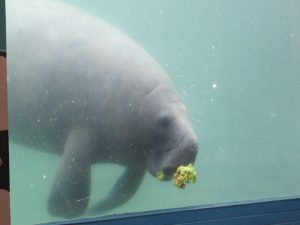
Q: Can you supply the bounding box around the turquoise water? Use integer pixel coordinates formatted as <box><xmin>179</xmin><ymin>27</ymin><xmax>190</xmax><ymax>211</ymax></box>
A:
<box><xmin>8</xmin><ymin>0</ymin><xmax>300</xmax><ymax>224</ymax></box>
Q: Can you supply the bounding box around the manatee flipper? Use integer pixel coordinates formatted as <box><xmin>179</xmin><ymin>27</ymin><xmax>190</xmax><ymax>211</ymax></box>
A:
<box><xmin>47</xmin><ymin>128</ymin><xmax>94</xmax><ymax>218</ymax></box>
<box><xmin>88</xmin><ymin>166</ymin><xmax>145</xmax><ymax>214</ymax></box>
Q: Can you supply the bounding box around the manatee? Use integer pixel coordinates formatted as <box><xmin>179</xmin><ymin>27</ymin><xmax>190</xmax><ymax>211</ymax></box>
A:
<box><xmin>7</xmin><ymin>0</ymin><xmax>198</xmax><ymax>218</ymax></box>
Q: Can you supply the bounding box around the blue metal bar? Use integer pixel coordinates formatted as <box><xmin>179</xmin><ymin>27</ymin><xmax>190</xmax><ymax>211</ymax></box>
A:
<box><xmin>42</xmin><ymin>196</ymin><xmax>300</xmax><ymax>225</ymax></box>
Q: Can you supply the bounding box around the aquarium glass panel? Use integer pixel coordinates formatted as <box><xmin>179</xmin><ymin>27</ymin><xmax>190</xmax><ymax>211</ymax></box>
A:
<box><xmin>7</xmin><ymin>0</ymin><xmax>300</xmax><ymax>224</ymax></box>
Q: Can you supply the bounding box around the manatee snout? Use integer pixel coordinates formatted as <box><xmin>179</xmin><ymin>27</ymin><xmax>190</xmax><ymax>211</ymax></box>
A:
<box><xmin>161</xmin><ymin>138</ymin><xmax>198</xmax><ymax>180</ymax></box>
<box><xmin>147</xmin><ymin>134</ymin><xmax>198</xmax><ymax>181</ymax></box>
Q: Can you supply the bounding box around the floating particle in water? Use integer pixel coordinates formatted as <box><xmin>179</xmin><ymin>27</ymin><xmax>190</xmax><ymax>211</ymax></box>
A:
<box><xmin>213</xmin><ymin>9</ymin><xmax>219</xmax><ymax>14</ymax></box>
<box><xmin>270</xmin><ymin>112</ymin><xmax>277</xmax><ymax>118</ymax></box>
<box><xmin>177</xmin><ymin>52</ymin><xmax>184</xmax><ymax>57</ymax></box>
<box><xmin>212</xmin><ymin>83</ymin><xmax>218</xmax><ymax>89</ymax></box>
<box><xmin>42</xmin><ymin>174</ymin><xmax>47</xmax><ymax>180</ymax></box>
<box><xmin>249</xmin><ymin>19</ymin><xmax>256</xmax><ymax>25</ymax></box>
<box><xmin>190</xmin><ymin>84</ymin><xmax>196</xmax><ymax>89</ymax></box>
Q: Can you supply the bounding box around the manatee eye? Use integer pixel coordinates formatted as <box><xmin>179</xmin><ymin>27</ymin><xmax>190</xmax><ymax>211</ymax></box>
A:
<box><xmin>157</xmin><ymin>115</ymin><xmax>173</xmax><ymax>129</ymax></box>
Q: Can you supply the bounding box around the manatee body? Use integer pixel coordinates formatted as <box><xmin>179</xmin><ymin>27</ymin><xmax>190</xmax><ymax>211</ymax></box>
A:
<box><xmin>7</xmin><ymin>0</ymin><xmax>198</xmax><ymax>218</ymax></box>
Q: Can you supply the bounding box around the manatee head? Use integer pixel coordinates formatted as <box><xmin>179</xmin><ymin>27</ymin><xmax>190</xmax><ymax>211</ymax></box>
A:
<box><xmin>140</xmin><ymin>85</ymin><xmax>198</xmax><ymax>180</ymax></box>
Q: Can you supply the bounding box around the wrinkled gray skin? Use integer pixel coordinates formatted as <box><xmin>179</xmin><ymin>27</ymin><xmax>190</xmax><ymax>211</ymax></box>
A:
<box><xmin>7</xmin><ymin>0</ymin><xmax>198</xmax><ymax>218</ymax></box>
